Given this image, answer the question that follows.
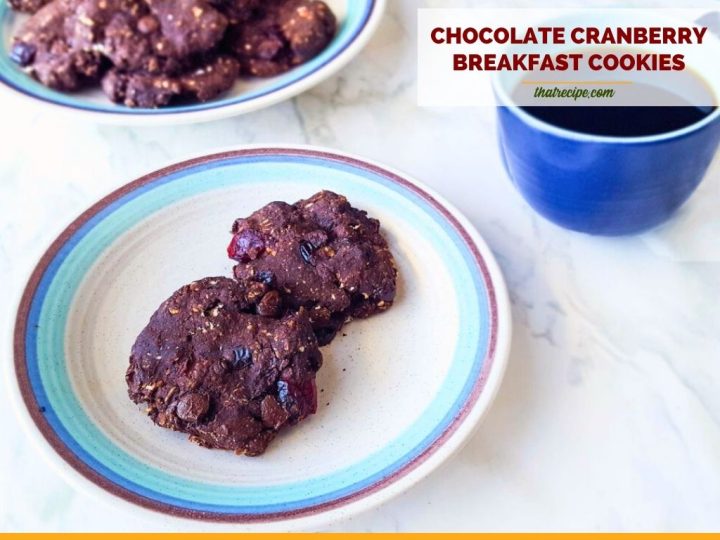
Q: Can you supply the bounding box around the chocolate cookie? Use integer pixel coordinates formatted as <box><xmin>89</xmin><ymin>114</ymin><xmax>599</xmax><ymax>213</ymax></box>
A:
<box><xmin>278</xmin><ymin>0</ymin><xmax>336</xmax><ymax>64</ymax></box>
<box><xmin>226</xmin><ymin>0</ymin><xmax>336</xmax><ymax>77</ymax></box>
<box><xmin>145</xmin><ymin>0</ymin><xmax>228</xmax><ymax>58</ymax></box>
<box><xmin>8</xmin><ymin>0</ymin><xmax>336</xmax><ymax>106</ymax></box>
<box><xmin>102</xmin><ymin>55</ymin><xmax>239</xmax><ymax>107</ymax></box>
<box><xmin>9</xmin><ymin>0</ymin><xmax>105</xmax><ymax>90</ymax></box>
<box><xmin>11</xmin><ymin>0</ymin><xmax>227</xmax><ymax>91</ymax></box>
<box><xmin>228</xmin><ymin>191</ymin><xmax>397</xmax><ymax>345</ymax></box>
<box><xmin>126</xmin><ymin>277</ymin><xmax>322</xmax><ymax>456</ymax></box>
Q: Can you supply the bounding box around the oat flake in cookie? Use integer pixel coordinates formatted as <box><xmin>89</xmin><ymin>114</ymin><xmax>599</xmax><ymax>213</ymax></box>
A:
<box><xmin>228</xmin><ymin>191</ymin><xmax>397</xmax><ymax>345</ymax></box>
<box><xmin>126</xmin><ymin>277</ymin><xmax>322</xmax><ymax>456</ymax></box>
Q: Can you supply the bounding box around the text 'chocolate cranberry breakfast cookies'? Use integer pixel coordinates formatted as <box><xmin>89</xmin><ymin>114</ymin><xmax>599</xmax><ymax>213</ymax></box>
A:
<box><xmin>127</xmin><ymin>191</ymin><xmax>397</xmax><ymax>456</ymax></box>
<box><xmin>8</xmin><ymin>0</ymin><xmax>337</xmax><ymax>107</ymax></box>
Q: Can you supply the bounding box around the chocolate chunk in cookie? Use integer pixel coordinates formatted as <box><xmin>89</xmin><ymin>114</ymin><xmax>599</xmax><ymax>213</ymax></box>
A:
<box><xmin>126</xmin><ymin>277</ymin><xmax>322</xmax><ymax>456</ymax></box>
<box><xmin>228</xmin><ymin>191</ymin><xmax>397</xmax><ymax>345</ymax></box>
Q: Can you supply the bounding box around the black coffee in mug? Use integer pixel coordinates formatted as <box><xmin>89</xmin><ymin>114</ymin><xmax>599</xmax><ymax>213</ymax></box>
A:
<box><xmin>514</xmin><ymin>77</ymin><xmax>717</xmax><ymax>137</ymax></box>
<box><xmin>495</xmin><ymin>14</ymin><xmax>720</xmax><ymax>235</ymax></box>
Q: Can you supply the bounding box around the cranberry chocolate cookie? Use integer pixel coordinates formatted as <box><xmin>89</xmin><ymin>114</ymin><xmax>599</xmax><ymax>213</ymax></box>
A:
<box><xmin>126</xmin><ymin>277</ymin><xmax>322</xmax><ymax>456</ymax></box>
<box><xmin>7</xmin><ymin>0</ymin><xmax>337</xmax><ymax>107</ymax></box>
<box><xmin>228</xmin><ymin>191</ymin><xmax>397</xmax><ymax>345</ymax></box>
<box><xmin>9</xmin><ymin>0</ymin><xmax>229</xmax><ymax>93</ymax></box>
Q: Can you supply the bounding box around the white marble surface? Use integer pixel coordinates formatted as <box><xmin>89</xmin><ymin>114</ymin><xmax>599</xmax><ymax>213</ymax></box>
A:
<box><xmin>1</xmin><ymin>0</ymin><xmax>720</xmax><ymax>532</ymax></box>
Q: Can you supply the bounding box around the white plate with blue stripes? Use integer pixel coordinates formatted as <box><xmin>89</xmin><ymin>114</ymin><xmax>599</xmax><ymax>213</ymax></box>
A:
<box><xmin>0</xmin><ymin>1</ymin><xmax>384</xmax><ymax>124</ymax></box>
<box><xmin>11</xmin><ymin>147</ymin><xmax>511</xmax><ymax>529</ymax></box>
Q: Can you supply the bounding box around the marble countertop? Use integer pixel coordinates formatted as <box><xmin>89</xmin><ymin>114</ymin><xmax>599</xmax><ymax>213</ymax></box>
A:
<box><xmin>1</xmin><ymin>0</ymin><xmax>719</xmax><ymax>532</ymax></box>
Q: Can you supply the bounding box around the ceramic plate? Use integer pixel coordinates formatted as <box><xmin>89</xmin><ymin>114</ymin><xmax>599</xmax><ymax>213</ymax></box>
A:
<box><xmin>0</xmin><ymin>1</ymin><xmax>383</xmax><ymax>124</ymax></box>
<box><xmin>10</xmin><ymin>147</ymin><xmax>511</xmax><ymax>529</ymax></box>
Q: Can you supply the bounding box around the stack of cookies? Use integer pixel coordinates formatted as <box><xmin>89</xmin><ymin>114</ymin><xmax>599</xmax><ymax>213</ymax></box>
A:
<box><xmin>126</xmin><ymin>191</ymin><xmax>398</xmax><ymax>456</ymax></box>
<box><xmin>8</xmin><ymin>0</ymin><xmax>336</xmax><ymax>107</ymax></box>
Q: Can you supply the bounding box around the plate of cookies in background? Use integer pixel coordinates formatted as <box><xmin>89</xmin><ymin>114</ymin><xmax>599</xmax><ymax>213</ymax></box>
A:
<box><xmin>10</xmin><ymin>147</ymin><xmax>511</xmax><ymax>528</ymax></box>
<box><xmin>0</xmin><ymin>0</ymin><xmax>384</xmax><ymax>123</ymax></box>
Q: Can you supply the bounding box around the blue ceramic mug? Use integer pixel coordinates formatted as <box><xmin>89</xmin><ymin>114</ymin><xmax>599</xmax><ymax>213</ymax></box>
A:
<box><xmin>493</xmin><ymin>13</ymin><xmax>720</xmax><ymax>236</ymax></box>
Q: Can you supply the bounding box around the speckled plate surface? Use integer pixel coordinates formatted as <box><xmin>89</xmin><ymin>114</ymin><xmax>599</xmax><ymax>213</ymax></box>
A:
<box><xmin>10</xmin><ymin>147</ymin><xmax>511</xmax><ymax>529</ymax></box>
<box><xmin>0</xmin><ymin>0</ymin><xmax>383</xmax><ymax>124</ymax></box>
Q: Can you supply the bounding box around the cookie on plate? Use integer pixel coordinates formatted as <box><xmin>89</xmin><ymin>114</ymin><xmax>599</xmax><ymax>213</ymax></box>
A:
<box><xmin>102</xmin><ymin>55</ymin><xmax>240</xmax><ymax>108</ymax></box>
<box><xmin>225</xmin><ymin>0</ymin><xmax>336</xmax><ymax>77</ymax></box>
<box><xmin>228</xmin><ymin>191</ymin><xmax>397</xmax><ymax>345</ymax></box>
<box><xmin>10</xmin><ymin>0</ymin><xmax>228</xmax><ymax>93</ymax></box>
<box><xmin>126</xmin><ymin>277</ymin><xmax>322</xmax><ymax>456</ymax></box>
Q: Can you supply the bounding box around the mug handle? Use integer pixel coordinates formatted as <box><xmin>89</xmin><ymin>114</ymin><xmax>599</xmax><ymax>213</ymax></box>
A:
<box><xmin>695</xmin><ymin>12</ymin><xmax>720</xmax><ymax>38</ymax></box>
